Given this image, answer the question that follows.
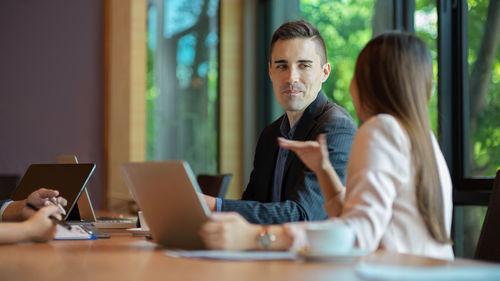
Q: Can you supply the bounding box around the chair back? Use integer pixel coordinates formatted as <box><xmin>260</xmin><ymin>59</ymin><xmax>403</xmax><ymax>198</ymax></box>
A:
<box><xmin>196</xmin><ymin>174</ymin><xmax>232</xmax><ymax>198</ymax></box>
<box><xmin>475</xmin><ymin>169</ymin><xmax>500</xmax><ymax>262</ymax></box>
<box><xmin>0</xmin><ymin>175</ymin><xmax>20</xmax><ymax>201</ymax></box>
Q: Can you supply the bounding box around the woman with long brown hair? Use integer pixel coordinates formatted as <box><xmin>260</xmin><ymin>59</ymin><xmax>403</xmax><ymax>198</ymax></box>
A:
<box><xmin>199</xmin><ymin>32</ymin><xmax>454</xmax><ymax>260</ymax></box>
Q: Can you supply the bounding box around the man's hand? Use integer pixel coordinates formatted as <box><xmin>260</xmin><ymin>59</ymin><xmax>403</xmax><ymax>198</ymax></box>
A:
<box><xmin>2</xmin><ymin>188</ymin><xmax>68</xmax><ymax>222</ymax></box>
<box><xmin>26</xmin><ymin>188</ymin><xmax>68</xmax><ymax>209</ymax></box>
<box><xmin>203</xmin><ymin>194</ymin><xmax>217</xmax><ymax>212</ymax></box>
<box><xmin>22</xmin><ymin>188</ymin><xmax>67</xmax><ymax>220</ymax></box>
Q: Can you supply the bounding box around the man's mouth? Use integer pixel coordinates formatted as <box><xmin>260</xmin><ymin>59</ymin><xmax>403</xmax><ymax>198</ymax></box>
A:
<box><xmin>281</xmin><ymin>83</ymin><xmax>306</xmax><ymax>96</ymax></box>
<box><xmin>282</xmin><ymin>89</ymin><xmax>302</xmax><ymax>95</ymax></box>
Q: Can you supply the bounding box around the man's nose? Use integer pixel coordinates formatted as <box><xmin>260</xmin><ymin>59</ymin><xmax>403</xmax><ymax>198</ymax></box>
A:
<box><xmin>285</xmin><ymin>66</ymin><xmax>300</xmax><ymax>83</ymax></box>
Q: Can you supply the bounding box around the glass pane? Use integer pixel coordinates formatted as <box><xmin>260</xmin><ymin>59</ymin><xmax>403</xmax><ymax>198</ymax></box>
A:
<box><xmin>467</xmin><ymin>0</ymin><xmax>500</xmax><ymax>177</ymax></box>
<box><xmin>147</xmin><ymin>0</ymin><xmax>219</xmax><ymax>174</ymax></box>
<box><xmin>453</xmin><ymin>206</ymin><xmax>487</xmax><ymax>258</ymax></box>
<box><xmin>415</xmin><ymin>0</ymin><xmax>438</xmax><ymax>135</ymax></box>
<box><xmin>300</xmin><ymin>0</ymin><xmax>377</xmax><ymax>124</ymax></box>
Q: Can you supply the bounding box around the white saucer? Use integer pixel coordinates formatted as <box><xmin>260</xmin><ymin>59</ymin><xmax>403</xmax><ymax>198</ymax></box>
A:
<box><xmin>298</xmin><ymin>248</ymin><xmax>369</xmax><ymax>263</ymax></box>
<box><xmin>125</xmin><ymin>228</ymin><xmax>150</xmax><ymax>236</ymax></box>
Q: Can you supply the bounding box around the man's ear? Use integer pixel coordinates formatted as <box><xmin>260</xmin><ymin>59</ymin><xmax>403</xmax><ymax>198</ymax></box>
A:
<box><xmin>321</xmin><ymin>62</ymin><xmax>331</xmax><ymax>83</ymax></box>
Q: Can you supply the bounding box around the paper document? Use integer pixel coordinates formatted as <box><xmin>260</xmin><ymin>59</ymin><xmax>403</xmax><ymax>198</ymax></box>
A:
<box><xmin>355</xmin><ymin>263</ymin><xmax>500</xmax><ymax>281</ymax></box>
<box><xmin>164</xmin><ymin>250</ymin><xmax>296</xmax><ymax>261</ymax></box>
<box><xmin>54</xmin><ymin>225</ymin><xmax>96</xmax><ymax>240</ymax></box>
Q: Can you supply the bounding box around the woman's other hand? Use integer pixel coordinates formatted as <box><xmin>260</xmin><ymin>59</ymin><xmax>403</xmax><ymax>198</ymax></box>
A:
<box><xmin>199</xmin><ymin>212</ymin><xmax>260</xmax><ymax>251</ymax></box>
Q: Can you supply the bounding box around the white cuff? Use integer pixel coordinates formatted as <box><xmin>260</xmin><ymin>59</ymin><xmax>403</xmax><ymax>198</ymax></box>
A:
<box><xmin>0</xmin><ymin>200</ymin><xmax>14</xmax><ymax>222</ymax></box>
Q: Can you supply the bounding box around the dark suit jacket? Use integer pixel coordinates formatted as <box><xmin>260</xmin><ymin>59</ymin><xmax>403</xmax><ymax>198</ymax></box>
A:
<box><xmin>221</xmin><ymin>91</ymin><xmax>357</xmax><ymax>224</ymax></box>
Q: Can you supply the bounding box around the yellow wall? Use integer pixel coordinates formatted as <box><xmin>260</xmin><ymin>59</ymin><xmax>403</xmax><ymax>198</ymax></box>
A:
<box><xmin>219</xmin><ymin>0</ymin><xmax>244</xmax><ymax>199</ymax></box>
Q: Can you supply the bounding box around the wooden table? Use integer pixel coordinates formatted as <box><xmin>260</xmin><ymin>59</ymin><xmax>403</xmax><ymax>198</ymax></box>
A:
<box><xmin>0</xmin><ymin>231</ymin><xmax>492</xmax><ymax>281</ymax></box>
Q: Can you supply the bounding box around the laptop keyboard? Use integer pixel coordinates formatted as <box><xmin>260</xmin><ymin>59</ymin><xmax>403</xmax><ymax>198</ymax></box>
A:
<box><xmin>92</xmin><ymin>219</ymin><xmax>137</xmax><ymax>229</ymax></box>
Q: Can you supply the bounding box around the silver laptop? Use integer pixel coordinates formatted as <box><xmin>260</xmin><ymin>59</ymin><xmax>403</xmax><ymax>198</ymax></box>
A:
<box><xmin>57</xmin><ymin>155</ymin><xmax>136</xmax><ymax>229</ymax></box>
<box><xmin>120</xmin><ymin>161</ymin><xmax>210</xmax><ymax>249</ymax></box>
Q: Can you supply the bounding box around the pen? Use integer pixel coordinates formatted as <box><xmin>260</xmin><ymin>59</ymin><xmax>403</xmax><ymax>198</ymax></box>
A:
<box><xmin>50</xmin><ymin>197</ymin><xmax>67</xmax><ymax>215</ymax></box>
<box><xmin>26</xmin><ymin>202</ymin><xmax>72</xmax><ymax>230</ymax></box>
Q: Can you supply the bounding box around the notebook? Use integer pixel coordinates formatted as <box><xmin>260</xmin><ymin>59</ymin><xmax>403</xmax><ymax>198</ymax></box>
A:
<box><xmin>57</xmin><ymin>155</ymin><xmax>136</xmax><ymax>229</ymax></box>
<box><xmin>54</xmin><ymin>224</ymin><xmax>96</xmax><ymax>240</ymax></box>
<box><xmin>121</xmin><ymin>161</ymin><xmax>210</xmax><ymax>249</ymax></box>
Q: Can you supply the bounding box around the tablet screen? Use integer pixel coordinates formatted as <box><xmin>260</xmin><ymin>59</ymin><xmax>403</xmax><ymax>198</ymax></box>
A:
<box><xmin>11</xmin><ymin>163</ymin><xmax>95</xmax><ymax>220</ymax></box>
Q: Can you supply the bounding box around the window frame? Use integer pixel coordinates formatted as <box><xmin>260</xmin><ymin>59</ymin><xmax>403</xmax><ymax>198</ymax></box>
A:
<box><xmin>257</xmin><ymin>0</ymin><xmax>497</xmax><ymax>198</ymax></box>
<box><xmin>438</xmin><ymin>0</ymin><xmax>494</xmax><ymax>206</ymax></box>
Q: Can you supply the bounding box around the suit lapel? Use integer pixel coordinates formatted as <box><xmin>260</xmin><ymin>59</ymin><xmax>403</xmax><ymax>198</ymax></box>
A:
<box><xmin>282</xmin><ymin>91</ymin><xmax>328</xmax><ymax>185</ymax></box>
<box><xmin>263</xmin><ymin>116</ymin><xmax>284</xmax><ymax>201</ymax></box>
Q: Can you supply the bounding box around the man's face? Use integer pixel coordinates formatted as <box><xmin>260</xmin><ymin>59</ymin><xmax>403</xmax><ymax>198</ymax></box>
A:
<box><xmin>269</xmin><ymin>38</ymin><xmax>330</xmax><ymax>114</ymax></box>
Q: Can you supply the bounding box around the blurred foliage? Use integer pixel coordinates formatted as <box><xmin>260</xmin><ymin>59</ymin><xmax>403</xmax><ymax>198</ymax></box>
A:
<box><xmin>146</xmin><ymin>0</ymin><xmax>219</xmax><ymax>174</ymax></box>
<box><xmin>146</xmin><ymin>42</ymin><xmax>157</xmax><ymax>161</ymax></box>
<box><xmin>300</xmin><ymin>0</ymin><xmax>499</xmax><ymax>177</ymax></box>
<box><xmin>467</xmin><ymin>0</ymin><xmax>500</xmax><ymax>177</ymax></box>
<box><xmin>415</xmin><ymin>0</ymin><xmax>438</xmax><ymax>135</ymax></box>
<box><xmin>300</xmin><ymin>0</ymin><xmax>375</xmax><ymax>126</ymax></box>
<box><xmin>300</xmin><ymin>0</ymin><xmax>439</xmax><ymax>129</ymax></box>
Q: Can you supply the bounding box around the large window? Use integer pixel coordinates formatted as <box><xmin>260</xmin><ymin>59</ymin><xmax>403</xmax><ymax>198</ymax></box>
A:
<box><xmin>415</xmin><ymin>0</ymin><xmax>438</xmax><ymax>134</ymax></box>
<box><xmin>453</xmin><ymin>0</ymin><xmax>500</xmax><ymax>258</ymax></box>
<box><xmin>466</xmin><ymin>0</ymin><xmax>500</xmax><ymax>178</ymax></box>
<box><xmin>300</xmin><ymin>0</ymin><xmax>440</xmax><ymax>132</ymax></box>
<box><xmin>147</xmin><ymin>0</ymin><xmax>219</xmax><ymax>175</ymax></box>
<box><xmin>300</xmin><ymin>0</ymin><xmax>375</xmax><ymax>124</ymax></box>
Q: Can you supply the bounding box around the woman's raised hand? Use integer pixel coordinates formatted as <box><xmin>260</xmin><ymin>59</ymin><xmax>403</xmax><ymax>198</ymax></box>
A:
<box><xmin>278</xmin><ymin>134</ymin><xmax>330</xmax><ymax>173</ymax></box>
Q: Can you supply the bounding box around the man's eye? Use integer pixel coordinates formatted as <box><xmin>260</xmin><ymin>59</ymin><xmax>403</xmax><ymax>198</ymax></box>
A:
<box><xmin>276</xmin><ymin>64</ymin><xmax>287</xmax><ymax>69</ymax></box>
<box><xmin>299</xmin><ymin>64</ymin><xmax>311</xmax><ymax>69</ymax></box>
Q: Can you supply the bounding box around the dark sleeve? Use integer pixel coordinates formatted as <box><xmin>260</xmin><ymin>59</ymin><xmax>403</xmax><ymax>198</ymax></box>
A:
<box><xmin>325</xmin><ymin>115</ymin><xmax>357</xmax><ymax>185</ymax></box>
<box><xmin>220</xmin><ymin>198</ymin><xmax>306</xmax><ymax>224</ymax></box>
<box><xmin>221</xmin><ymin>116</ymin><xmax>357</xmax><ymax>224</ymax></box>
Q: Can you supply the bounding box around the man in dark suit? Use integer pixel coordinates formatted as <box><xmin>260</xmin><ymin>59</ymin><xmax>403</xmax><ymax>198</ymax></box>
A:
<box><xmin>203</xmin><ymin>19</ymin><xmax>356</xmax><ymax>224</ymax></box>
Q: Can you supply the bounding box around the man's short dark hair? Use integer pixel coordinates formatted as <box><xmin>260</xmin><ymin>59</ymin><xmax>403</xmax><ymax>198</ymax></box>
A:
<box><xmin>270</xmin><ymin>19</ymin><xmax>327</xmax><ymax>65</ymax></box>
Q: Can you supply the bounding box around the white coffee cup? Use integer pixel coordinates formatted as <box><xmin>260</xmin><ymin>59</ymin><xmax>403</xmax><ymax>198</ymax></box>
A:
<box><xmin>305</xmin><ymin>223</ymin><xmax>355</xmax><ymax>255</ymax></box>
<box><xmin>138</xmin><ymin>211</ymin><xmax>149</xmax><ymax>231</ymax></box>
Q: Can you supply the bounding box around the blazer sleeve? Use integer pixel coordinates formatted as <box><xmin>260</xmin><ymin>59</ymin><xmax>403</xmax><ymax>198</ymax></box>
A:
<box><xmin>221</xmin><ymin>116</ymin><xmax>357</xmax><ymax>224</ymax></box>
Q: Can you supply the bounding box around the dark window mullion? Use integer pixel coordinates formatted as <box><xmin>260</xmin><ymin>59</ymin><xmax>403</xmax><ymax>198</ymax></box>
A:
<box><xmin>438</xmin><ymin>0</ymin><xmax>455</xmax><ymax>174</ymax></box>
<box><xmin>452</xmin><ymin>0</ymin><xmax>494</xmax><ymax>196</ymax></box>
<box><xmin>457</xmin><ymin>0</ymin><xmax>469</xmax><ymax>181</ymax></box>
<box><xmin>394</xmin><ymin>0</ymin><xmax>415</xmax><ymax>33</ymax></box>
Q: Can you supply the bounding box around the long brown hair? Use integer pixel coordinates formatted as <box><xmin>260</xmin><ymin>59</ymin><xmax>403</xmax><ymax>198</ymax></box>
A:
<box><xmin>354</xmin><ymin>32</ymin><xmax>451</xmax><ymax>243</ymax></box>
